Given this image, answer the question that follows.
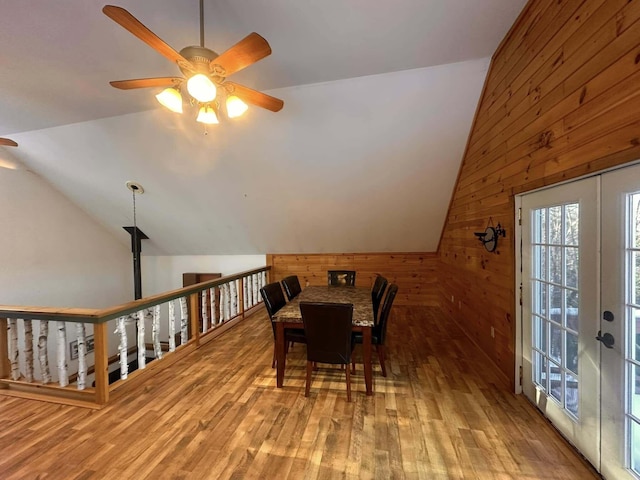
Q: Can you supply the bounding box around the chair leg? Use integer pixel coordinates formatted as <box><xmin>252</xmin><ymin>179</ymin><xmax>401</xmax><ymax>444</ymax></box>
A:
<box><xmin>351</xmin><ymin>345</ymin><xmax>358</xmax><ymax>374</ymax></box>
<box><xmin>345</xmin><ymin>362</ymin><xmax>352</xmax><ymax>402</ymax></box>
<box><xmin>272</xmin><ymin>344</ymin><xmax>276</xmax><ymax>369</ymax></box>
<box><xmin>377</xmin><ymin>345</ymin><xmax>387</xmax><ymax>377</ymax></box>
<box><xmin>305</xmin><ymin>361</ymin><xmax>313</xmax><ymax>397</ymax></box>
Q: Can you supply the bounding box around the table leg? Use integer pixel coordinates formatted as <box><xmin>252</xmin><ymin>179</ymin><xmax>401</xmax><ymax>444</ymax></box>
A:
<box><xmin>363</xmin><ymin>327</ymin><xmax>373</xmax><ymax>395</ymax></box>
<box><xmin>276</xmin><ymin>322</ymin><xmax>286</xmax><ymax>388</ymax></box>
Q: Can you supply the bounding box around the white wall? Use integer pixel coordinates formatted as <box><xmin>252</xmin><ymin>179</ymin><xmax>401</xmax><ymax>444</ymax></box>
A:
<box><xmin>141</xmin><ymin>255</ymin><xmax>266</xmax><ymax>296</ymax></box>
<box><xmin>10</xmin><ymin>58</ymin><xmax>490</xmax><ymax>255</ymax></box>
<box><xmin>0</xmin><ymin>160</ymin><xmax>132</xmax><ymax>308</ymax></box>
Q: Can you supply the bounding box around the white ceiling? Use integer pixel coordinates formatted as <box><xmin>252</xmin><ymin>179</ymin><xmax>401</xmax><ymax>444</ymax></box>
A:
<box><xmin>0</xmin><ymin>0</ymin><xmax>527</xmax><ymax>255</ymax></box>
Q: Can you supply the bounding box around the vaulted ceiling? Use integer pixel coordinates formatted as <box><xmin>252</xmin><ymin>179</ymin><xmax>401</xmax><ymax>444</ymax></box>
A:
<box><xmin>0</xmin><ymin>0</ymin><xmax>526</xmax><ymax>255</ymax></box>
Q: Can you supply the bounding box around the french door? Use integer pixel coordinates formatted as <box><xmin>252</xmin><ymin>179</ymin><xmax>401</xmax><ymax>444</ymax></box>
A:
<box><xmin>601</xmin><ymin>165</ymin><xmax>640</xmax><ymax>479</ymax></box>
<box><xmin>521</xmin><ymin>163</ymin><xmax>640</xmax><ymax>478</ymax></box>
<box><xmin>521</xmin><ymin>177</ymin><xmax>600</xmax><ymax>468</ymax></box>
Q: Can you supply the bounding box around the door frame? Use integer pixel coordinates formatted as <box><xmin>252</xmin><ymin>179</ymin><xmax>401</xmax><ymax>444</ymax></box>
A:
<box><xmin>515</xmin><ymin>194</ymin><xmax>523</xmax><ymax>394</ymax></box>
<box><xmin>514</xmin><ymin>160</ymin><xmax>640</xmax><ymax>476</ymax></box>
<box><xmin>515</xmin><ymin>162</ymin><xmax>640</xmax><ymax>395</ymax></box>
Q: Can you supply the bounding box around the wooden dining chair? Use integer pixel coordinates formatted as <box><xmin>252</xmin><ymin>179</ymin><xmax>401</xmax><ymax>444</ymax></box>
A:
<box><xmin>300</xmin><ymin>302</ymin><xmax>355</xmax><ymax>401</ymax></box>
<box><xmin>371</xmin><ymin>275</ymin><xmax>388</xmax><ymax>320</ymax></box>
<box><xmin>281</xmin><ymin>275</ymin><xmax>302</xmax><ymax>300</ymax></box>
<box><xmin>260</xmin><ymin>282</ymin><xmax>306</xmax><ymax>368</ymax></box>
<box><xmin>327</xmin><ymin>270</ymin><xmax>356</xmax><ymax>286</ymax></box>
<box><xmin>352</xmin><ymin>284</ymin><xmax>398</xmax><ymax>377</ymax></box>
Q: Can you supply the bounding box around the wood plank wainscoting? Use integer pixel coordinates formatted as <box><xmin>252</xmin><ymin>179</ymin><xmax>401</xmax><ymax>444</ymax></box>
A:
<box><xmin>266</xmin><ymin>253</ymin><xmax>439</xmax><ymax>306</ymax></box>
<box><xmin>439</xmin><ymin>0</ymin><xmax>640</xmax><ymax>388</ymax></box>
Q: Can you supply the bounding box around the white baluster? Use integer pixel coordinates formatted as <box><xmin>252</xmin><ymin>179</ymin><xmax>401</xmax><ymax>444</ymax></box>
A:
<box><xmin>179</xmin><ymin>296</ymin><xmax>189</xmax><ymax>344</ymax></box>
<box><xmin>153</xmin><ymin>304</ymin><xmax>162</xmax><ymax>360</ymax></box>
<box><xmin>57</xmin><ymin>321</ymin><xmax>68</xmax><ymax>387</ymax></box>
<box><xmin>76</xmin><ymin>323</ymin><xmax>86</xmax><ymax>390</ymax></box>
<box><xmin>38</xmin><ymin>320</ymin><xmax>51</xmax><ymax>384</ymax></box>
<box><xmin>230</xmin><ymin>281</ymin><xmax>238</xmax><ymax>317</ymax></box>
<box><xmin>210</xmin><ymin>288</ymin><xmax>217</xmax><ymax>326</ymax></box>
<box><xmin>219</xmin><ymin>286</ymin><xmax>225</xmax><ymax>322</ymax></box>
<box><xmin>243</xmin><ymin>278</ymin><xmax>249</xmax><ymax>312</ymax></box>
<box><xmin>137</xmin><ymin>310</ymin><xmax>146</xmax><ymax>370</ymax></box>
<box><xmin>8</xmin><ymin>318</ymin><xmax>19</xmax><ymax>381</ymax></box>
<box><xmin>24</xmin><ymin>319</ymin><xmax>34</xmax><ymax>382</ymax></box>
<box><xmin>248</xmin><ymin>275</ymin><xmax>254</xmax><ymax>307</ymax></box>
<box><xmin>168</xmin><ymin>301</ymin><xmax>176</xmax><ymax>352</ymax></box>
<box><xmin>224</xmin><ymin>283</ymin><xmax>231</xmax><ymax>321</ymax></box>
<box><xmin>116</xmin><ymin>316</ymin><xmax>128</xmax><ymax>380</ymax></box>
<box><xmin>201</xmin><ymin>290</ymin><xmax>208</xmax><ymax>333</ymax></box>
<box><xmin>252</xmin><ymin>274</ymin><xmax>259</xmax><ymax>307</ymax></box>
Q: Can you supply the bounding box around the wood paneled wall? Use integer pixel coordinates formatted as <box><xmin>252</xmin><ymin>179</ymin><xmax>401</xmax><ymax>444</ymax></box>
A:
<box><xmin>439</xmin><ymin>0</ymin><xmax>640</xmax><ymax>387</ymax></box>
<box><xmin>266</xmin><ymin>253</ymin><xmax>438</xmax><ymax>306</ymax></box>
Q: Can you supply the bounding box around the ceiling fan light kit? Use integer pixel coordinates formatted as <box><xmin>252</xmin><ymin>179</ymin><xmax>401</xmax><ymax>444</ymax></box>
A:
<box><xmin>155</xmin><ymin>87</ymin><xmax>183</xmax><ymax>113</ymax></box>
<box><xmin>197</xmin><ymin>105</ymin><xmax>219</xmax><ymax>125</ymax></box>
<box><xmin>226</xmin><ymin>95</ymin><xmax>248</xmax><ymax>118</ymax></box>
<box><xmin>102</xmin><ymin>2</ymin><xmax>284</xmax><ymax>130</ymax></box>
<box><xmin>186</xmin><ymin>73</ymin><xmax>216</xmax><ymax>103</ymax></box>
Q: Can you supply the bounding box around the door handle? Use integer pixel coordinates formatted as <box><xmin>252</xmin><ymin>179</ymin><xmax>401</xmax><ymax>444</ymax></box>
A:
<box><xmin>596</xmin><ymin>331</ymin><xmax>615</xmax><ymax>348</ymax></box>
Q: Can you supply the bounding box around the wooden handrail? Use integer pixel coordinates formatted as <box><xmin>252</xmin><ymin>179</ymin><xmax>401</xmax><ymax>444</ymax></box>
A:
<box><xmin>0</xmin><ymin>266</ymin><xmax>270</xmax><ymax>323</ymax></box>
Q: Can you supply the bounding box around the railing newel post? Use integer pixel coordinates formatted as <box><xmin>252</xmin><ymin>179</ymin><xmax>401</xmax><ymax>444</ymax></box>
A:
<box><xmin>94</xmin><ymin>322</ymin><xmax>109</xmax><ymax>405</ymax></box>
<box><xmin>0</xmin><ymin>318</ymin><xmax>9</xmax><ymax>386</ymax></box>
<box><xmin>189</xmin><ymin>292</ymin><xmax>200</xmax><ymax>346</ymax></box>
<box><xmin>239</xmin><ymin>277</ymin><xmax>245</xmax><ymax>317</ymax></box>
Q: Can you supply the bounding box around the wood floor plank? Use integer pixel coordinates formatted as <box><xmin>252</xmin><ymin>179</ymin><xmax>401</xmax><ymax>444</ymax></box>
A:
<box><xmin>0</xmin><ymin>307</ymin><xmax>599</xmax><ymax>479</ymax></box>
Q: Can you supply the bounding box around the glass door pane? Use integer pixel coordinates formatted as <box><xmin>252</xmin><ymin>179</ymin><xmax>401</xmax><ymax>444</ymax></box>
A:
<box><xmin>521</xmin><ymin>176</ymin><xmax>599</xmax><ymax>469</ymax></box>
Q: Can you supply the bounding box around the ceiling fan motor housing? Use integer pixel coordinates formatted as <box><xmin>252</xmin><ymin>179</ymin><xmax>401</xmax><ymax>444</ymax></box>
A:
<box><xmin>179</xmin><ymin>46</ymin><xmax>219</xmax><ymax>76</ymax></box>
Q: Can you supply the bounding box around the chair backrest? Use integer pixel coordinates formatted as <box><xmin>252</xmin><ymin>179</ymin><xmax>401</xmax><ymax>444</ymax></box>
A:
<box><xmin>376</xmin><ymin>284</ymin><xmax>398</xmax><ymax>344</ymax></box>
<box><xmin>281</xmin><ymin>275</ymin><xmax>302</xmax><ymax>300</ymax></box>
<box><xmin>371</xmin><ymin>275</ymin><xmax>388</xmax><ymax>320</ymax></box>
<box><xmin>327</xmin><ymin>270</ymin><xmax>356</xmax><ymax>287</ymax></box>
<box><xmin>260</xmin><ymin>282</ymin><xmax>287</xmax><ymax>320</ymax></box>
<box><xmin>300</xmin><ymin>302</ymin><xmax>354</xmax><ymax>364</ymax></box>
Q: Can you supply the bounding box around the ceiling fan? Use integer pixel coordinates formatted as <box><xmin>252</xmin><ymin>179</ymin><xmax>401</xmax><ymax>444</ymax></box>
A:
<box><xmin>0</xmin><ymin>138</ymin><xmax>18</xmax><ymax>147</ymax></box>
<box><xmin>102</xmin><ymin>2</ymin><xmax>283</xmax><ymax>125</ymax></box>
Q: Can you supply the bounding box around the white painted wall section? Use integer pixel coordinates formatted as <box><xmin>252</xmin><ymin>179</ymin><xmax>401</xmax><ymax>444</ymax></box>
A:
<box><xmin>10</xmin><ymin>58</ymin><xmax>490</xmax><ymax>255</ymax></box>
<box><xmin>0</xmin><ymin>162</ymin><xmax>132</xmax><ymax>308</ymax></box>
<box><xmin>141</xmin><ymin>255</ymin><xmax>266</xmax><ymax>296</ymax></box>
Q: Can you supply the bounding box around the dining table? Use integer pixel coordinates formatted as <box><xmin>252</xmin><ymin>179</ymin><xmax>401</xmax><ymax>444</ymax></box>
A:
<box><xmin>272</xmin><ymin>285</ymin><xmax>375</xmax><ymax>395</ymax></box>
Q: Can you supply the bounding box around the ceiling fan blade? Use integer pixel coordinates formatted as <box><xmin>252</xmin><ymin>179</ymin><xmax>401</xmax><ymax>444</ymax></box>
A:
<box><xmin>211</xmin><ymin>33</ymin><xmax>272</xmax><ymax>77</ymax></box>
<box><xmin>110</xmin><ymin>77</ymin><xmax>183</xmax><ymax>90</ymax></box>
<box><xmin>0</xmin><ymin>138</ymin><xmax>18</xmax><ymax>147</ymax></box>
<box><xmin>103</xmin><ymin>5</ymin><xmax>192</xmax><ymax>68</ymax></box>
<box><xmin>226</xmin><ymin>82</ymin><xmax>283</xmax><ymax>112</ymax></box>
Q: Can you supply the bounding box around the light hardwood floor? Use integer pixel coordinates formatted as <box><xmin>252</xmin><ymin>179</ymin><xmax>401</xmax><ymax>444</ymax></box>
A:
<box><xmin>0</xmin><ymin>306</ymin><xmax>599</xmax><ymax>479</ymax></box>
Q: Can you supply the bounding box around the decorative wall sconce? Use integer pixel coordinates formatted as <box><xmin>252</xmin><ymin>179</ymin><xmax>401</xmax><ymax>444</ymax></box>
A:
<box><xmin>474</xmin><ymin>218</ymin><xmax>506</xmax><ymax>252</ymax></box>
